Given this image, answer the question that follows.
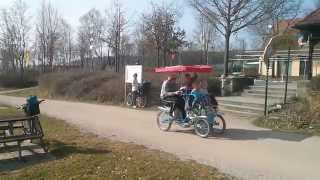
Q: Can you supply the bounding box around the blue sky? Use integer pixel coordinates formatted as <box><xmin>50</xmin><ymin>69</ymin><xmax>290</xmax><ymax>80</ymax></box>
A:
<box><xmin>0</xmin><ymin>0</ymin><xmax>318</xmax><ymax>47</ymax></box>
<box><xmin>0</xmin><ymin>0</ymin><xmax>192</xmax><ymax>32</ymax></box>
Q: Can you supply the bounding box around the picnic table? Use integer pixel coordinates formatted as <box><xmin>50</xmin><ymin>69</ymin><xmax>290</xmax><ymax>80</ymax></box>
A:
<box><xmin>0</xmin><ymin>116</ymin><xmax>47</xmax><ymax>160</ymax></box>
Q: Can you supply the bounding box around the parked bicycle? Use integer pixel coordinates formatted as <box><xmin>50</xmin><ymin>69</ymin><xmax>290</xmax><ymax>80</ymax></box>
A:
<box><xmin>127</xmin><ymin>81</ymin><xmax>151</xmax><ymax>108</ymax></box>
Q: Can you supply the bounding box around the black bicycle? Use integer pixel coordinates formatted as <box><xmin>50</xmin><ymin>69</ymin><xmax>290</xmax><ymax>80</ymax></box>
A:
<box><xmin>127</xmin><ymin>81</ymin><xmax>151</xmax><ymax>108</ymax></box>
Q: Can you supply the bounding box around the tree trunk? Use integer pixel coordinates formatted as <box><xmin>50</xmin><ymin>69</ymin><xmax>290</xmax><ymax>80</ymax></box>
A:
<box><xmin>91</xmin><ymin>51</ymin><xmax>94</xmax><ymax>72</ymax></box>
<box><xmin>224</xmin><ymin>32</ymin><xmax>231</xmax><ymax>76</ymax></box>
<box><xmin>107</xmin><ymin>49</ymin><xmax>110</xmax><ymax>67</ymax></box>
<box><xmin>200</xmin><ymin>49</ymin><xmax>203</xmax><ymax>65</ymax></box>
<box><xmin>157</xmin><ymin>48</ymin><xmax>160</xmax><ymax>67</ymax></box>
<box><xmin>205</xmin><ymin>40</ymin><xmax>209</xmax><ymax>65</ymax></box>
<box><xmin>163</xmin><ymin>49</ymin><xmax>167</xmax><ymax>67</ymax></box>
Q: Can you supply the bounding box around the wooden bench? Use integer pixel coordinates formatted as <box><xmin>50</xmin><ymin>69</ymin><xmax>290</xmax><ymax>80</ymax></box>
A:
<box><xmin>0</xmin><ymin>116</ymin><xmax>47</xmax><ymax>160</ymax></box>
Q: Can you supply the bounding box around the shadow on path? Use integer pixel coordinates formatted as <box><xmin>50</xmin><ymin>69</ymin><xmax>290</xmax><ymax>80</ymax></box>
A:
<box><xmin>219</xmin><ymin>128</ymin><xmax>310</xmax><ymax>142</ymax></box>
<box><xmin>172</xmin><ymin>128</ymin><xmax>310</xmax><ymax>142</ymax></box>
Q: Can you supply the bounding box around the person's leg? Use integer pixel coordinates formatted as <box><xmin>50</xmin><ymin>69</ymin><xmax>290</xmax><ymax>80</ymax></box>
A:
<box><xmin>209</xmin><ymin>94</ymin><xmax>218</xmax><ymax>108</ymax></box>
<box><xmin>132</xmin><ymin>91</ymin><xmax>138</xmax><ymax>106</ymax></box>
<box><xmin>163</xmin><ymin>96</ymin><xmax>177</xmax><ymax>114</ymax></box>
<box><xmin>175</xmin><ymin>96</ymin><xmax>186</xmax><ymax>120</ymax></box>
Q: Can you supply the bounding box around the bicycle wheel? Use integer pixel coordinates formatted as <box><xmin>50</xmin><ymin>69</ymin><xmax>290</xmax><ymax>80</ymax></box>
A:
<box><xmin>194</xmin><ymin>118</ymin><xmax>211</xmax><ymax>138</ymax></box>
<box><xmin>212</xmin><ymin>115</ymin><xmax>226</xmax><ymax>135</ymax></box>
<box><xmin>137</xmin><ymin>96</ymin><xmax>148</xmax><ymax>108</ymax></box>
<box><xmin>157</xmin><ymin>111</ymin><xmax>172</xmax><ymax>131</ymax></box>
<box><xmin>126</xmin><ymin>93</ymin><xmax>133</xmax><ymax>106</ymax></box>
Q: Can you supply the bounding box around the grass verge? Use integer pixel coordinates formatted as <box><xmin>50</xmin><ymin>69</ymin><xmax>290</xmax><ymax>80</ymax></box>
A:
<box><xmin>253</xmin><ymin>116</ymin><xmax>318</xmax><ymax>136</ymax></box>
<box><xmin>0</xmin><ymin>107</ymin><xmax>231</xmax><ymax>180</ymax></box>
<box><xmin>2</xmin><ymin>87</ymin><xmax>40</xmax><ymax>98</ymax></box>
<box><xmin>253</xmin><ymin>98</ymin><xmax>320</xmax><ymax>136</ymax></box>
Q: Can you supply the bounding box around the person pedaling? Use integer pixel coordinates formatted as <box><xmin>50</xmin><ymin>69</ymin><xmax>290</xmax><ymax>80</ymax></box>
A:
<box><xmin>160</xmin><ymin>75</ymin><xmax>186</xmax><ymax>121</ymax></box>
<box><xmin>160</xmin><ymin>73</ymin><xmax>216</xmax><ymax>125</ymax></box>
<box><xmin>156</xmin><ymin>65</ymin><xmax>226</xmax><ymax>138</ymax></box>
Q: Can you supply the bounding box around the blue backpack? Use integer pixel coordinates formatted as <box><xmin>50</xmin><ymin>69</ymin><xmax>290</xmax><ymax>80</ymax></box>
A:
<box><xmin>26</xmin><ymin>96</ymin><xmax>40</xmax><ymax>116</ymax></box>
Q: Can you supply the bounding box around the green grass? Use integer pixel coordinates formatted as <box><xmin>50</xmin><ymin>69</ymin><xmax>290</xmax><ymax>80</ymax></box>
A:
<box><xmin>0</xmin><ymin>107</ymin><xmax>232</xmax><ymax>180</ymax></box>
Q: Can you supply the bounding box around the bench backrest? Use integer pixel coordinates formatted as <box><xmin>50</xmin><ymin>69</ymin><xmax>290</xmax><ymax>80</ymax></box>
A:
<box><xmin>0</xmin><ymin>116</ymin><xmax>44</xmax><ymax>142</ymax></box>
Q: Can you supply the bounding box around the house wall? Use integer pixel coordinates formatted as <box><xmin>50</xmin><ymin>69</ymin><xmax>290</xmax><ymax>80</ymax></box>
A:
<box><xmin>291</xmin><ymin>60</ymin><xmax>300</xmax><ymax>76</ymax></box>
<box><xmin>313</xmin><ymin>61</ymin><xmax>320</xmax><ymax>76</ymax></box>
<box><xmin>259</xmin><ymin>60</ymin><xmax>320</xmax><ymax>77</ymax></box>
<box><xmin>259</xmin><ymin>60</ymin><xmax>312</xmax><ymax>77</ymax></box>
<box><xmin>259</xmin><ymin>61</ymin><xmax>273</xmax><ymax>76</ymax></box>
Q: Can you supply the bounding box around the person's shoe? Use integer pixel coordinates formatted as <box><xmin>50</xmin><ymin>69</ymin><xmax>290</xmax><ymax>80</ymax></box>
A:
<box><xmin>181</xmin><ymin>122</ymin><xmax>191</xmax><ymax>128</ymax></box>
<box><xmin>183</xmin><ymin>123</ymin><xmax>191</xmax><ymax>128</ymax></box>
<box><xmin>133</xmin><ymin>106</ymin><xmax>137</xmax><ymax>109</ymax></box>
<box><xmin>176</xmin><ymin>121</ymin><xmax>190</xmax><ymax>128</ymax></box>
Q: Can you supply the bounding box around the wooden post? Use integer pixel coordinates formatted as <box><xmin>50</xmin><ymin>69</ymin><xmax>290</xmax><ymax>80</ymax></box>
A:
<box><xmin>124</xmin><ymin>66</ymin><xmax>127</xmax><ymax>105</ymax></box>
<box><xmin>264</xmin><ymin>58</ymin><xmax>270</xmax><ymax>117</ymax></box>
<box><xmin>284</xmin><ymin>48</ymin><xmax>291</xmax><ymax>104</ymax></box>
<box><xmin>18</xmin><ymin>141</ymin><xmax>22</xmax><ymax>161</ymax></box>
<box><xmin>308</xmin><ymin>35</ymin><xmax>314</xmax><ymax>80</ymax></box>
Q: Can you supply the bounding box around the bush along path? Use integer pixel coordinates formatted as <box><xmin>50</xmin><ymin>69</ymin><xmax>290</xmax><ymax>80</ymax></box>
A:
<box><xmin>0</xmin><ymin>95</ymin><xmax>320</xmax><ymax>180</ymax></box>
<box><xmin>254</xmin><ymin>78</ymin><xmax>320</xmax><ymax>136</ymax></box>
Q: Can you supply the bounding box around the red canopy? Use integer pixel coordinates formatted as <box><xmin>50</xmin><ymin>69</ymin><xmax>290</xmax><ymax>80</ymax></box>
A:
<box><xmin>154</xmin><ymin>65</ymin><xmax>212</xmax><ymax>73</ymax></box>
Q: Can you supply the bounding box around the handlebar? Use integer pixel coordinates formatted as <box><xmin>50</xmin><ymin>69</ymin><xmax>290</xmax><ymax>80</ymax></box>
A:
<box><xmin>16</xmin><ymin>99</ymin><xmax>45</xmax><ymax>109</ymax></box>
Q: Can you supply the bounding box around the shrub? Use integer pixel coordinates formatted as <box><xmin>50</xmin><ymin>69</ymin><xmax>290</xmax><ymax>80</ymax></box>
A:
<box><xmin>39</xmin><ymin>71</ymin><xmax>125</xmax><ymax>104</ymax></box>
<box><xmin>207</xmin><ymin>77</ymin><xmax>221</xmax><ymax>96</ymax></box>
<box><xmin>0</xmin><ymin>71</ymin><xmax>38</xmax><ymax>88</ymax></box>
<box><xmin>311</xmin><ymin>75</ymin><xmax>320</xmax><ymax>91</ymax></box>
<box><xmin>255</xmin><ymin>93</ymin><xmax>320</xmax><ymax>135</ymax></box>
<box><xmin>38</xmin><ymin>71</ymin><xmax>222</xmax><ymax>105</ymax></box>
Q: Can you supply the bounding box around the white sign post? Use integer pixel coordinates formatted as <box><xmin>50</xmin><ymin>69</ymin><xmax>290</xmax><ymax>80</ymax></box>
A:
<box><xmin>125</xmin><ymin>65</ymin><xmax>143</xmax><ymax>83</ymax></box>
<box><xmin>124</xmin><ymin>65</ymin><xmax>143</xmax><ymax>104</ymax></box>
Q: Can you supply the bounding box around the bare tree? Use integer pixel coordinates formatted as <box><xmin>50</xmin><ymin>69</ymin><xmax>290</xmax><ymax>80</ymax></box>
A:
<box><xmin>0</xmin><ymin>0</ymin><xmax>30</xmax><ymax>77</ymax></box>
<box><xmin>193</xmin><ymin>14</ymin><xmax>216</xmax><ymax>64</ymax></box>
<box><xmin>77</xmin><ymin>26</ymin><xmax>91</xmax><ymax>69</ymax></box>
<box><xmin>190</xmin><ymin>0</ymin><xmax>297</xmax><ymax>76</ymax></box>
<box><xmin>57</xmin><ymin>18</ymin><xmax>73</xmax><ymax>70</ymax></box>
<box><xmin>106</xmin><ymin>0</ymin><xmax>127</xmax><ymax>72</ymax></box>
<box><xmin>36</xmin><ymin>1</ymin><xmax>60</xmax><ymax>72</ymax></box>
<box><xmin>0</xmin><ymin>9</ymin><xmax>17</xmax><ymax>72</ymax></box>
<box><xmin>250</xmin><ymin>0</ymin><xmax>302</xmax><ymax>48</ymax></box>
<box><xmin>78</xmin><ymin>8</ymin><xmax>106</xmax><ymax>71</ymax></box>
<box><xmin>142</xmin><ymin>2</ymin><xmax>185</xmax><ymax>67</ymax></box>
<box><xmin>120</xmin><ymin>33</ymin><xmax>134</xmax><ymax>66</ymax></box>
<box><xmin>133</xmin><ymin>22</ymin><xmax>147</xmax><ymax>65</ymax></box>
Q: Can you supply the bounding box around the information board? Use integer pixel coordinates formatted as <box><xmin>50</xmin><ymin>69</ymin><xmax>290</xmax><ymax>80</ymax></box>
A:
<box><xmin>125</xmin><ymin>65</ymin><xmax>143</xmax><ymax>83</ymax></box>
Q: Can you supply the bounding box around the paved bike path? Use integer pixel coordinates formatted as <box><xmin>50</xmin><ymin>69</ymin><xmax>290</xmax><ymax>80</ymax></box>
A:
<box><xmin>0</xmin><ymin>95</ymin><xmax>319</xmax><ymax>180</ymax></box>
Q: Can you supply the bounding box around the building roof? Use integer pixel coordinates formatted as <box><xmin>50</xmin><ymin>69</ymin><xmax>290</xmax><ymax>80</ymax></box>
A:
<box><xmin>294</xmin><ymin>8</ymin><xmax>320</xmax><ymax>29</ymax></box>
<box><xmin>273</xmin><ymin>19</ymin><xmax>301</xmax><ymax>36</ymax></box>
